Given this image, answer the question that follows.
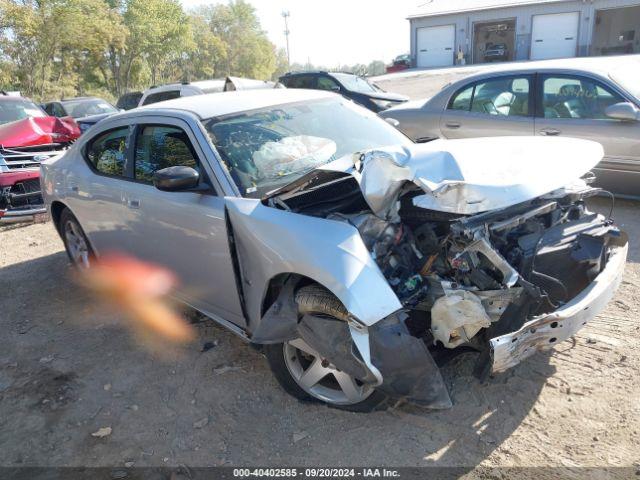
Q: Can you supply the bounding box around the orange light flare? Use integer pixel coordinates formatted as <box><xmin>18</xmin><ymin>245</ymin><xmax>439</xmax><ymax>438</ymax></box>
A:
<box><xmin>77</xmin><ymin>253</ymin><xmax>195</xmax><ymax>344</ymax></box>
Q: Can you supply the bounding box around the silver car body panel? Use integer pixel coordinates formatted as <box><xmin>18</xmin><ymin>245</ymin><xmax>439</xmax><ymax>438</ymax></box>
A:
<box><xmin>224</xmin><ymin>197</ymin><xmax>403</xmax><ymax>327</ymax></box>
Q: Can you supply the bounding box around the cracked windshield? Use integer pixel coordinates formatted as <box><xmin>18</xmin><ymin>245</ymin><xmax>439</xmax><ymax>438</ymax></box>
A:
<box><xmin>205</xmin><ymin>97</ymin><xmax>408</xmax><ymax>197</ymax></box>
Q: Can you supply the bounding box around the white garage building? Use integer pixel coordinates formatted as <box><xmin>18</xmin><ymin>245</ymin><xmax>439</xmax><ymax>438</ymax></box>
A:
<box><xmin>409</xmin><ymin>0</ymin><xmax>640</xmax><ymax>68</ymax></box>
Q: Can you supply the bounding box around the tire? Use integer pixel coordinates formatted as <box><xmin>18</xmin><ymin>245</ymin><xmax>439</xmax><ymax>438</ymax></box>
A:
<box><xmin>264</xmin><ymin>285</ymin><xmax>389</xmax><ymax>412</ymax></box>
<box><xmin>59</xmin><ymin>208</ymin><xmax>94</xmax><ymax>269</ymax></box>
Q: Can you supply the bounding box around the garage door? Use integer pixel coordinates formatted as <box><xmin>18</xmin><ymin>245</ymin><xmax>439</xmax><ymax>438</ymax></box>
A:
<box><xmin>417</xmin><ymin>25</ymin><xmax>455</xmax><ymax>67</ymax></box>
<box><xmin>531</xmin><ymin>12</ymin><xmax>579</xmax><ymax>60</ymax></box>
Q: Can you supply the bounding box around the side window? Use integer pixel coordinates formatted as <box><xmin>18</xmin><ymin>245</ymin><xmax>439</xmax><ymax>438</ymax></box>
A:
<box><xmin>284</xmin><ymin>75</ymin><xmax>315</xmax><ymax>89</ymax></box>
<box><xmin>542</xmin><ymin>76</ymin><xmax>625</xmax><ymax>119</ymax></box>
<box><xmin>53</xmin><ymin>103</ymin><xmax>66</xmax><ymax>117</ymax></box>
<box><xmin>134</xmin><ymin>125</ymin><xmax>199</xmax><ymax>183</ymax></box>
<box><xmin>471</xmin><ymin>77</ymin><xmax>530</xmax><ymax>116</ymax></box>
<box><xmin>317</xmin><ymin>76</ymin><xmax>340</xmax><ymax>91</ymax></box>
<box><xmin>448</xmin><ymin>77</ymin><xmax>530</xmax><ymax>117</ymax></box>
<box><xmin>43</xmin><ymin>104</ymin><xmax>54</xmax><ymax>115</ymax></box>
<box><xmin>86</xmin><ymin>127</ymin><xmax>130</xmax><ymax>177</ymax></box>
<box><xmin>142</xmin><ymin>90</ymin><xmax>180</xmax><ymax>106</ymax></box>
<box><xmin>448</xmin><ymin>85</ymin><xmax>473</xmax><ymax>111</ymax></box>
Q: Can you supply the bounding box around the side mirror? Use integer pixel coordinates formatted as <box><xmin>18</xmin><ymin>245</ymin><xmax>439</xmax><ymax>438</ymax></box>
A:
<box><xmin>153</xmin><ymin>166</ymin><xmax>199</xmax><ymax>191</ymax></box>
<box><xmin>605</xmin><ymin>102</ymin><xmax>639</xmax><ymax>122</ymax></box>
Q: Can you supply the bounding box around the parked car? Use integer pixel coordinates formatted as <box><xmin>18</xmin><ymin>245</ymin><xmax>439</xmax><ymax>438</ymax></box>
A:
<box><xmin>379</xmin><ymin>58</ymin><xmax>640</xmax><ymax>197</ymax></box>
<box><xmin>483</xmin><ymin>43</ymin><xmax>509</xmax><ymax>62</ymax></box>
<box><xmin>74</xmin><ymin>78</ymin><xmax>277</xmax><ymax>134</ymax></box>
<box><xmin>42</xmin><ymin>97</ymin><xmax>119</xmax><ymax>119</ymax></box>
<box><xmin>0</xmin><ymin>94</ymin><xmax>80</xmax><ymax>220</ymax></box>
<box><xmin>278</xmin><ymin>71</ymin><xmax>409</xmax><ymax>112</ymax></box>
<box><xmin>386</xmin><ymin>54</ymin><xmax>411</xmax><ymax>74</ymax></box>
<box><xmin>41</xmin><ymin>89</ymin><xmax>627</xmax><ymax>411</ymax></box>
<box><xmin>116</xmin><ymin>91</ymin><xmax>143</xmax><ymax>111</ymax></box>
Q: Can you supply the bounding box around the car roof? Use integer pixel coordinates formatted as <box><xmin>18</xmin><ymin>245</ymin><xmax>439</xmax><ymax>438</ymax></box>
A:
<box><xmin>455</xmin><ymin>54</ymin><xmax>640</xmax><ymax>81</ymax></box>
<box><xmin>59</xmin><ymin>97</ymin><xmax>101</xmax><ymax>103</ymax></box>
<box><xmin>138</xmin><ymin>88</ymin><xmax>336</xmax><ymax>119</ymax></box>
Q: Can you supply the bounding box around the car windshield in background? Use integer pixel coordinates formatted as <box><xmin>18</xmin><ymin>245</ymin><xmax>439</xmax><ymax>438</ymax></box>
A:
<box><xmin>332</xmin><ymin>73</ymin><xmax>378</xmax><ymax>94</ymax></box>
<box><xmin>610</xmin><ymin>65</ymin><xmax>640</xmax><ymax>99</ymax></box>
<box><xmin>205</xmin><ymin>98</ymin><xmax>409</xmax><ymax>197</ymax></box>
<box><xmin>63</xmin><ymin>99</ymin><xmax>118</xmax><ymax>118</ymax></box>
<box><xmin>0</xmin><ymin>99</ymin><xmax>47</xmax><ymax>125</ymax></box>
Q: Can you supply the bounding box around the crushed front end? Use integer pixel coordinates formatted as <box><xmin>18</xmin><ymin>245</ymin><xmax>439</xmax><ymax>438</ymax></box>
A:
<box><xmin>249</xmin><ymin>138</ymin><xmax>628</xmax><ymax>407</ymax></box>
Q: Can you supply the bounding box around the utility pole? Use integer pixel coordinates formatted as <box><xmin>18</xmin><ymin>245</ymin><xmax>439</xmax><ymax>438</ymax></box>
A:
<box><xmin>282</xmin><ymin>10</ymin><xmax>291</xmax><ymax>67</ymax></box>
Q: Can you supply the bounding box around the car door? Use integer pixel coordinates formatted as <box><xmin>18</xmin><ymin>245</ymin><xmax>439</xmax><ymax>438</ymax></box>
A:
<box><xmin>117</xmin><ymin>115</ymin><xmax>246</xmax><ymax>328</ymax></box>
<box><xmin>536</xmin><ymin>73</ymin><xmax>640</xmax><ymax>196</ymax></box>
<box><xmin>439</xmin><ymin>74</ymin><xmax>535</xmax><ymax>139</ymax></box>
<box><xmin>65</xmin><ymin>123</ymin><xmax>136</xmax><ymax>254</ymax></box>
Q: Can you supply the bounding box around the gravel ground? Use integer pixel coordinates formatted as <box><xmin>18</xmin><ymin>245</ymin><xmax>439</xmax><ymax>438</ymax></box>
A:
<box><xmin>1</xmin><ymin>199</ymin><xmax>638</xmax><ymax>472</ymax></box>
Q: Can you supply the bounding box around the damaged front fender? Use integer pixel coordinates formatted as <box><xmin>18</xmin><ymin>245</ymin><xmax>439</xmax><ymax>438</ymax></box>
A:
<box><xmin>224</xmin><ymin>197</ymin><xmax>402</xmax><ymax>330</ymax></box>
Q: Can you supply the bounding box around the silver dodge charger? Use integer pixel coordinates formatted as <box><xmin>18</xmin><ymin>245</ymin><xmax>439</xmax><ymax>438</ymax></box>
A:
<box><xmin>41</xmin><ymin>89</ymin><xmax>628</xmax><ymax>411</ymax></box>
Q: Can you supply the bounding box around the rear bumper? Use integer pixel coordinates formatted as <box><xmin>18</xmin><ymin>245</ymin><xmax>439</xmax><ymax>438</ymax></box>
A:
<box><xmin>489</xmin><ymin>240</ymin><xmax>628</xmax><ymax>373</ymax></box>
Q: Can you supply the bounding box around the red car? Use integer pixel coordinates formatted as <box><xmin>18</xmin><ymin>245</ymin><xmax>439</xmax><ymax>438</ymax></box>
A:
<box><xmin>0</xmin><ymin>94</ymin><xmax>80</xmax><ymax>220</ymax></box>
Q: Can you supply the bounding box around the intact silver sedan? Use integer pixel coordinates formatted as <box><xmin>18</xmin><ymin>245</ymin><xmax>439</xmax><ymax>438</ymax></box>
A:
<box><xmin>41</xmin><ymin>89</ymin><xmax>627</xmax><ymax>411</ymax></box>
<box><xmin>380</xmin><ymin>59</ymin><xmax>640</xmax><ymax>198</ymax></box>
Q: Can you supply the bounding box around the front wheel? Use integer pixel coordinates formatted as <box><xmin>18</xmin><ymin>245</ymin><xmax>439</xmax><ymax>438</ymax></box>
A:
<box><xmin>263</xmin><ymin>285</ymin><xmax>388</xmax><ymax>412</ymax></box>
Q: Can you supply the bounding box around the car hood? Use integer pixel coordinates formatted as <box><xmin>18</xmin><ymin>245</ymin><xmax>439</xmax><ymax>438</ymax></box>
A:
<box><xmin>267</xmin><ymin>136</ymin><xmax>603</xmax><ymax>216</ymax></box>
<box><xmin>0</xmin><ymin>116</ymin><xmax>80</xmax><ymax>148</ymax></box>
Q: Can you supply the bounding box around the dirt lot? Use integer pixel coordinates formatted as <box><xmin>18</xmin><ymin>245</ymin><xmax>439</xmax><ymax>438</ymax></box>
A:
<box><xmin>1</xmin><ymin>196</ymin><xmax>639</xmax><ymax>472</ymax></box>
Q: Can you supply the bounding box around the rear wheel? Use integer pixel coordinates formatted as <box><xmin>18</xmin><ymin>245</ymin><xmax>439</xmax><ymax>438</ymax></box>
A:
<box><xmin>59</xmin><ymin>208</ymin><xmax>93</xmax><ymax>269</ymax></box>
<box><xmin>264</xmin><ymin>285</ymin><xmax>388</xmax><ymax>412</ymax></box>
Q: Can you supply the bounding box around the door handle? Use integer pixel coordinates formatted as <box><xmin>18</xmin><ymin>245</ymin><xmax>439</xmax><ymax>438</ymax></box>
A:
<box><xmin>70</xmin><ymin>185</ymin><xmax>79</xmax><ymax>193</ymax></box>
<box><xmin>445</xmin><ymin>122</ymin><xmax>461</xmax><ymax>129</ymax></box>
<box><xmin>127</xmin><ymin>199</ymin><xmax>140</xmax><ymax>209</ymax></box>
<box><xmin>540</xmin><ymin>128</ymin><xmax>561</xmax><ymax>136</ymax></box>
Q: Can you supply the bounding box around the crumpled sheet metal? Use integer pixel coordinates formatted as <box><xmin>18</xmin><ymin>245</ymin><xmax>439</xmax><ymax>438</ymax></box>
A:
<box><xmin>356</xmin><ymin>137</ymin><xmax>603</xmax><ymax>217</ymax></box>
<box><xmin>224</xmin><ymin>197</ymin><xmax>402</xmax><ymax>328</ymax></box>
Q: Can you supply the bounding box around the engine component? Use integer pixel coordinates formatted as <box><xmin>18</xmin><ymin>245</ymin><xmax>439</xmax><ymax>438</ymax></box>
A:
<box><xmin>431</xmin><ymin>290</ymin><xmax>492</xmax><ymax>348</ymax></box>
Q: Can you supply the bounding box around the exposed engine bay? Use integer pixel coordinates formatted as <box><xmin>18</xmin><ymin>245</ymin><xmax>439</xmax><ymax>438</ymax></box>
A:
<box><xmin>262</xmin><ymin>140</ymin><xmax>627</xmax><ymax>381</ymax></box>
<box><xmin>223</xmin><ymin>137</ymin><xmax>628</xmax><ymax>408</ymax></box>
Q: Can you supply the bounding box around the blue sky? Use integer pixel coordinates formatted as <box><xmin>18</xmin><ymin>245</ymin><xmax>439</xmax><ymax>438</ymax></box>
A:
<box><xmin>180</xmin><ymin>0</ymin><xmax>420</xmax><ymax>66</ymax></box>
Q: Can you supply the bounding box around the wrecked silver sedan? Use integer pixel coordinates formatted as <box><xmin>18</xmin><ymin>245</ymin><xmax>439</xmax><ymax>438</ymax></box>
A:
<box><xmin>41</xmin><ymin>89</ymin><xmax>628</xmax><ymax>411</ymax></box>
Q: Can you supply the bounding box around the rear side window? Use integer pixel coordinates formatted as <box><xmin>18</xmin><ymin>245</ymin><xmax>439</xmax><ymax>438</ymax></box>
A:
<box><xmin>86</xmin><ymin>127</ymin><xmax>130</xmax><ymax>176</ymax></box>
<box><xmin>449</xmin><ymin>85</ymin><xmax>473</xmax><ymax>111</ymax></box>
<box><xmin>448</xmin><ymin>76</ymin><xmax>531</xmax><ymax>117</ymax></box>
<box><xmin>142</xmin><ymin>90</ymin><xmax>181</xmax><ymax>106</ymax></box>
<box><xmin>134</xmin><ymin>125</ymin><xmax>199</xmax><ymax>183</ymax></box>
<box><xmin>282</xmin><ymin>75</ymin><xmax>315</xmax><ymax>89</ymax></box>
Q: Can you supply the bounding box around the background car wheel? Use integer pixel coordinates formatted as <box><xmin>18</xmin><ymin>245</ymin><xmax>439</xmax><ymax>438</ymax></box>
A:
<box><xmin>59</xmin><ymin>208</ymin><xmax>93</xmax><ymax>269</ymax></box>
<box><xmin>263</xmin><ymin>285</ymin><xmax>389</xmax><ymax>412</ymax></box>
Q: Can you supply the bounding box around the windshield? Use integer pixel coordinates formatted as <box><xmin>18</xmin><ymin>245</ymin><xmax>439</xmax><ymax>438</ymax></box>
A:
<box><xmin>0</xmin><ymin>99</ymin><xmax>47</xmax><ymax>125</ymax></box>
<box><xmin>63</xmin><ymin>98</ymin><xmax>118</xmax><ymax>118</ymax></box>
<box><xmin>610</xmin><ymin>65</ymin><xmax>640</xmax><ymax>100</ymax></box>
<box><xmin>332</xmin><ymin>73</ymin><xmax>378</xmax><ymax>94</ymax></box>
<box><xmin>205</xmin><ymin>97</ymin><xmax>410</xmax><ymax>197</ymax></box>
